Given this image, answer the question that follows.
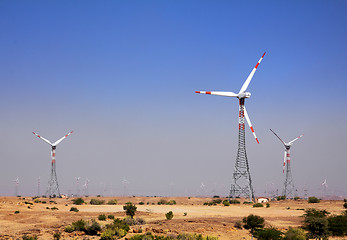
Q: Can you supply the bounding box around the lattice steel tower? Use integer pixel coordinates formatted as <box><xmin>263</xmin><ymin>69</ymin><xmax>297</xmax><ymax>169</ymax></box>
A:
<box><xmin>196</xmin><ymin>52</ymin><xmax>266</xmax><ymax>203</ymax></box>
<box><xmin>283</xmin><ymin>146</ymin><xmax>295</xmax><ymax>198</ymax></box>
<box><xmin>33</xmin><ymin>131</ymin><xmax>73</xmax><ymax>198</ymax></box>
<box><xmin>229</xmin><ymin>98</ymin><xmax>255</xmax><ymax>202</ymax></box>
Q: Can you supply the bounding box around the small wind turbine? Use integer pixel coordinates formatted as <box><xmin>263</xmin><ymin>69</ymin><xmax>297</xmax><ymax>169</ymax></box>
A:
<box><xmin>13</xmin><ymin>177</ymin><xmax>19</xmax><ymax>197</ymax></box>
<box><xmin>33</xmin><ymin>131</ymin><xmax>73</xmax><ymax>197</ymax></box>
<box><xmin>82</xmin><ymin>178</ymin><xmax>89</xmax><ymax>196</ymax></box>
<box><xmin>75</xmin><ymin>177</ymin><xmax>81</xmax><ymax>197</ymax></box>
<box><xmin>37</xmin><ymin>176</ymin><xmax>41</xmax><ymax>197</ymax></box>
<box><xmin>270</xmin><ymin>129</ymin><xmax>304</xmax><ymax>198</ymax></box>
<box><xmin>322</xmin><ymin>179</ymin><xmax>328</xmax><ymax>198</ymax></box>
<box><xmin>122</xmin><ymin>177</ymin><xmax>129</xmax><ymax>196</ymax></box>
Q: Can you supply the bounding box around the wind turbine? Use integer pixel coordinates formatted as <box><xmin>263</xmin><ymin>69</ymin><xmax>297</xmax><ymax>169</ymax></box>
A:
<box><xmin>13</xmin><ymin>177</ymin><xmax>19</xmax><ymax>197</ymax></box>
<box><xmin>82</xmin><ymin>178</ymin><xmax>89</xmax><ymax>196</ymax></box>
<box><xmin>196</xmin><ymin>52</ymin><xmax>266</xmax><ymax>201</ymax></box>
<box><xmin>33</xmin><ymin>131</ymin><xmax>73</xmax><ymax>197</ymax></box>
<box><xmin>75</xmin><ymin>177</ymin><xmax>81</xmax><ymax>197</ymax></box>
<box><xmin>270</xmin><ymin>129</ymin><xmax>303</xmax><ymax>198</ymax></box>
<box><xmin>122</xmin><ymin>177</ymin><xmax>129</xmax><ymax>196</ymax></box>
<box><xmin>322</xmin><ymin>179</ymin><xmax>328</xmax><ymax>198</ymax></box>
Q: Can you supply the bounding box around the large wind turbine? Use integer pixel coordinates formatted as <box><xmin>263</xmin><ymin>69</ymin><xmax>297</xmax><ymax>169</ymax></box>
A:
<box><xmin>196</xmin><ymin>52</ymin><xmax>266</xmax><ymax>201</ymax></box>
<box><xmin>33</xmin><ymin>131</ymin><xmax>73</xmax><ymax>197</ymax></box>
<box><xmin>270</xmin><ymin>129</ymin><xmax>303</xmax><ymax>198</ymax></box>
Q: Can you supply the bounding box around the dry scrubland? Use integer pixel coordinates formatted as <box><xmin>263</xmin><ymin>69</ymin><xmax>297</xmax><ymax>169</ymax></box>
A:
<box><xmin>0</xmin><ymin>196</ymin><xmax>346</xmax><ymax>239</ymax></box>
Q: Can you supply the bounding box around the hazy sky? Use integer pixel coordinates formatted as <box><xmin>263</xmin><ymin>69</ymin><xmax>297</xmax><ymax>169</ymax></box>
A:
<box><xmin>1</xmin><ymin>1</ymin><xmax>346</xmax><ymax>197</ymax></box>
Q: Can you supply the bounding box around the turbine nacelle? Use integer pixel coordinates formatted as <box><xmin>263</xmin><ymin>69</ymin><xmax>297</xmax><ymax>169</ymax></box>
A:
<box><xmin>238</xmin><ymin>92</ymin><xmax>251</xmax><ymax>99</ymax></box>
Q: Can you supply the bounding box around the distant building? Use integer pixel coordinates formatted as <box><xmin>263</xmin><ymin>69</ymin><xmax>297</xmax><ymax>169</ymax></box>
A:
<box><xmin>257</xmin><ymin>197</ymin><xmax>269</xmax><ymax>203</ymax></box>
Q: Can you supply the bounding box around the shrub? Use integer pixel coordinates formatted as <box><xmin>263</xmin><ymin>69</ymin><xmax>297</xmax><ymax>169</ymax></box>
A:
<box><xmin>328</xmin><ymin>214</ymin><xmax>347</xmax><ymax>236</ymax></box>
<box><xmin>108</xmin><ymin>214</ymin><xmax>115</xmax><ymax>219</ymax></box>
<box><xmin>243</xmin><ymin>214</ymin><xmax>265</xmax><ymax>236</ymax></box>
<box><xmin>253</xmin><ymin>203</ymin><xmax>263</xmax><ymax>208</ymax></box>
<box><xmin>53</xmin><ymin>232</ymin><xmax>61</xmax><ymax>240</ymax></box>
<box><xmin>107</xmin><ymin>199</ymin><xmax>117</xmax><ymax>205</ymax></box>
<box><xmin>167</xmin><ymin>200</ymin><xmax>176</xmax><ymax>205</ymax></box>
<box><xmin>70</xmin><ymin>207</ymin><xmax>79</xmax><ymax>212</ymax></box>
<box><xmin>213</xmin><ymin>195</ymin><xmax>220</xmax><ymax>198</ymax></box>
<box><xmin>157</xmin><ymin>199</ymin><xmax>168</xmax><ymax>205</ymax></box>
<box><xmin>14</xmin><ymin>210</ymin><xmax>20</xmax><ymax>214</ymax></box>
<box><xmin>222</xmin><ymin>200</ymin><xmax>230</xmax><ymax>206</ymax></box>
<box><xmin>266</xmin><ymin>203</ymin><xmax>270</xmax><ymax>208</ymax></box>
<box><xmin>124</xmin><ymin>217</ymin><xmax>146</xmax><ymax>225</ymax></box>
<box><xmin>72</xmin><ymin>219</ymin><xmax>86</xmax><ymax>231</ymax></box>
<box><xmin>90</xmin><ymin>198</ymin><xmax>105</xmax><ymax>205</ymax></box>
<box><xmin>230</xmin><ymin>199</ymin><xmax>240</xmax><ymax>204</ymax></box>
<box><xmin>51</xmin><ymin>206</ymin><xmax>59</xmax><ymax>210</ymax></box>
<box><xmin>184</xmin><ymin>212</ymin><xmax>187</xmax><ymax>216</ymax></box>
<box><xmin>123</xmin><ymin>202</ymin><xmax>137</xmax><ymax>218</ymax></box>
<box><xmin>100</xmin><ymin>228</ymin><xmax>116</xmax><ymax>240</ymax></box>
<box><xmin>234</xmin><ymin>220</ymin><xmax>243</xmax><ymax>229</ymax></box>
<box><xmin>344</xmin><ymin>202</ymin><xmax>347</xmax><ymax>209</ymax></box>
<box><xmin>294</xmin><ymin>196</ymin><xmax>300</xmax><ymax>201</ymax></box>
<box><xmin>284</xmin><ymin>227</ymin><xmax>306</xmax><ymax>240</ymax></box>
<box><xmin>139</xmin><ymin>201</ymin><xmax>145</xmax><ymax>205</ymax></box>
<box><xmin>34</xmin><ymin>199</ymin><xmax>41</xmax><ymax>203</ymax></box>
<box><xmin>212</xmin><ymin>198</ymin><xmax>222</xmax><ymax>204</ymax></box>
<box><xmin>72</xmin><ymin>198</ymin><xmax>84</xmax><ymax>205</ymax></box>
<box><xmin>85</xmin><ymin>219</ymin><xmax>101</xmax><ymax>235</ymax></box>
<box><xmin>254</xmin><ymin>227</ymin><xmax>283</xmax><ymax>240</ymax></box>
<box><xmin>277</xmin><ymin>195</ymin><xmax>286</xmax><ymax>201</ymax></box>
<box><xmin>308</xmin><ymin>196</ymin><xmax>320</xmax><ymax>203</ymax></box>
<box><xmin>98</xmin><ymin>214</ymin><xmax>107</xmax><ymax>221</ymax></box>
<box><xmin>243</xmin><ymin>201</ymin><xmax>253</xmax><ymax>204</ymax></box>
<box><xmin>64</xmin><ymin>225</ymin><xmax>75</xmax><ymax>233</ymax></box>
<box><xmin>302</xmin><ymin>209</ymin><xmax>329</xmax><ymax>239</ymax></box>
<box><xmin>344</xmin><ymin>199</ymin><xmax>347</xmax><ymax>203</ymax></box>
<box><xmin>22</xmin><ymin>235</ymin><xmax>38</xmax><ymax>240</ymax></box>
<box><xmin>165</xmin><ymin>211</ymin><xmax>174</xmax><ymax>220</ymax></box>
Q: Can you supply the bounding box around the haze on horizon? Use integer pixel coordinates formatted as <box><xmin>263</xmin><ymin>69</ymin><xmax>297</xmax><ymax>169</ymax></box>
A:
<box><xmin>0</xmin><ymin>1</ymin><xmax>346</xmax><ymax>198</ymax></box>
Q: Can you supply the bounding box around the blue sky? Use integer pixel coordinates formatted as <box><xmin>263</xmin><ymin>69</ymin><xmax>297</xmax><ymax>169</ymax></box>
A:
<box><xmin>0</xmin><ymin>1</ymin><xmax>346</xmax><ymax>197</ymax></box>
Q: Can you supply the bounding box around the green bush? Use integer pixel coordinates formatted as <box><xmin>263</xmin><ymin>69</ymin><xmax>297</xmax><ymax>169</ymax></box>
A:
<box><xmin>165</xmin><ymin>211</ymin><xmax>174</xmax><ymax>220</ymax></box>
<box><xmin>70</xmin><ymin>207</ymin><xmax>79</xmax><ymax>212</ymax></box>
<box><xmin>123</xmin><ymin>202</ymin><xmax>137</xmax><ymax>218</ymax></box>
<box><xmin>243</xmin><ymin>201</ymin><xmax>253</xmax><ymax>204</ymax></box>
<box><xmin>234</xmin><ymin>220</ymin><xmax>243</xmax><ymax>229</ymax></box>
<box><xmin>266</xmin><ymin>203</ymin><xmax>270</xmax><ymax>208</ymax></box>
<box><xmin>100</xmin><ymin>228</ymin><xmax>116</xmax><ymax>240</ymax></box>
<box><xmin>34</xmin><ymin>199</ymin><xmax>41</xmax><ymax>203</ymax></box>
<box><xmin>284</xmin><ymin>227</ymin><xmax>306</xmax><ymax>240</ymax></box>
<box><xmin>212</xmin><ymin>199</ymin><xmax>222</xmax><ymax>204</ymax></box>
<box><xmin>167</xmin><ymin>200</ymin><xmax>177</xmax><ymax>205</ymax></box>
<box><xmin>107</xmin><ymin>199</ymin><xmax>117</xmax><ymax>205</ymax></box>
<box><xmin>294</xmin><ymin>196</ymin><xmax>300</xmax><ymax>201</ymax></box>
<box><xmin>277</xmin><ymin>195</ymin><xmax>286</xmax><ymax>201</ymax></box>
<box><xmin>308</xmin><ymin>196</ymin><xmax>320</xmax><ymax>203</ymax></box>
<box><xmin>123</xmin><ymin>217</ymin><xmax>146</xmax><ymax>226</ymax></box>
<box><xmin>344</xmin><ymin>199</ymin><xmax>347</xmax><ymax>202</ymax></box>
<box><xmin>22</xmin><ymin>235</ymin><xmax>38</xmax><ymax>240</ymax></box>
<box><xmin>53</xmin><ymin>232</ymin><xmax>61</xmax><ymax>240</ymax></box>
<box><xmin>253</xmin><ymin>203</ymin><xmax>263</xmax><ymax>208</ymax></box>
<box><xmin>98</xmin><ymin>214</ymin><xmax>107</xmax><ymax>221</ymax></box>
<box><xmin>72</xmin><ymin>219</ymin><xmax>86</xmax><ymax>231</ymax></box>
<box><xmin>72</xmin><ymin>198</ymin><xmax>85</xmax><ymax>205</ymax></box>
<box><xmin>108</xmin><ymin>214</ymin><xmax>115</xmax><ymax>219</ymax></box>
<box><xmin>343</xmin><ymin>202</ymin><xmax>347</xmax><ymax>209</ymax></box>
<box><xmin>90</xmin><ymin>198</ymin><xmax>105</xmax><ymax>205</ymax></box>
<box><xmin>254</xmin><ymin>227</ymin><xmax>283</xmax><ymax>240</ymax></box>
<box><xmin>157</xmin><ymin>199</ymin><xmax>168</xmax><ymax>205</ymax></box>
<box><xmin>328</xmin><ymin>214</ymin><xmax>347</xmax><ymax>236</ymax></box>
<box><xmin>15</xmin><ymin>210</ymin><xmax>20</xmax><ymax>214</ymax></box>
<box><xmin>183</xmin><ymin>212</ymin><xmax>187</xmax><ymax>216</ymax></box>
<box><xmin>302</xmin><ymin>209</ymin><xmax>330</xmax><ymax>239</ymax></box>
<box><xmin>139</xmin><ymin>201</ymin><xmax>145</xmax><ymax>205</ymax></box>
<box><xmin>64</xmin><ymin>225</ymin><xmax>75</xmax><ymax>233</ymax></box>
<box><xmin>222</xmin><ymin>200</ymin><xmax>230</xmax><ymax>206</ymax></box>
<box><xmin>51</xmin><ymin>206</ymin><xmax>59</xmax><ymax>210</ymax></box>
<box><xmin>243</xmin><ymin>214</ymin><xmax>265</xmax><ymax>236</ymax></box>
<box><xmin>85</xmin><ymin>219</ymin><xmax>101</xmax><ymax>235</ymax></box>
<box><xmin>230</xmin><ymin>199</ymin><xmax>240</xmax><ymax>204</ymax></box>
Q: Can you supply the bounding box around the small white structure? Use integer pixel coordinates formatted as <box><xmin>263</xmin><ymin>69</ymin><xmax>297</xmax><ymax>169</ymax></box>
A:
<box><xmin>257</xmin><ymin>197</ymin><xmax>269</xmax><ymax>203</ymax></box>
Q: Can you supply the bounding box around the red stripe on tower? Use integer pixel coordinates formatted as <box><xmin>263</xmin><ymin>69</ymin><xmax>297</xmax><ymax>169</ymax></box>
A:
<box><xmin>250</xmin><ymin>126</ymin><xmax>255</xmax><ymax>132</ymax></box>
<box><xmin>255</xmin><ymin>63</ymin><xmax>259</xmax><ymax>69</ymax></box>
<box><xmin>206</xmin><ymin>91</ymin><xmax>211</xmax><ymax>94</ymax></box>
<box><xmin>195</xmin><ymin>91</ymin><xmax>200</xmax><ymax>93</ymax></box>
<box><xmin>262</xmin><ymin>52</ymin><xmax>266</xmax><ymax>58</ymax></box>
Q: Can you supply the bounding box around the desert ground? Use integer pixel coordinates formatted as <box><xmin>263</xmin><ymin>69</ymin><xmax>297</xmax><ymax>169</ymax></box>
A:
<box><xmin>0</xmin><ymin>196</ymin><xmax>346</xmax><ymax>239</ymax></box>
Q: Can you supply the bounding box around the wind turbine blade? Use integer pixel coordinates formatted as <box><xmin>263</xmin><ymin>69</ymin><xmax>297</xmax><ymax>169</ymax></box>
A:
<box><xmin>283</xmin><ymin>150</ymin><xmax>287</xmax><ymax>173</ymax></box>
<box><xmin>195</xmin><ymin>91</ymin><xmax>238</xmax><ymax>97</ymax></box>
<box><xmin>53</xmin><ymin>130</ymin><xmax>73</xmax><ymax>146</ymax></box>
<box><xmin>33</xmin><ymin>132</ymin><xmax>52</xmax><ymax>145</ymax></box>
<box><xmin>270</xmin><ymin>129</ymin><xmax>286</xmax><ymax>146</ymax></box>
<box><xmin>239</xmin><ymin>52</ymin><xmax>266</xmax><ymax>94</ymax></box>
<box><xmin>244</xmin><ymin>106</ymin><xmax>259</xmax><ymax>144</ymax></box>
<box><xmin>288</xmin><ymin>134</ymin><xmax>304</xmax><ymax>145</ymax></box>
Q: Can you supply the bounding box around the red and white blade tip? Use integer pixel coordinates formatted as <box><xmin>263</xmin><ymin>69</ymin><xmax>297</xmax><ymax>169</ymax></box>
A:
<box><xmin>195</xmin><ymin>91</ymin><xmax>211</xmax><ymax>94</ymax></box>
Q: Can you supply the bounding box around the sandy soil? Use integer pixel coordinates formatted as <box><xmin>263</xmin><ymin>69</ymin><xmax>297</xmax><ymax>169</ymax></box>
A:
<box><xmin>0</xmin><ymin>196</ymin><xmax>346</xmax><ymax>239</ymax></box>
